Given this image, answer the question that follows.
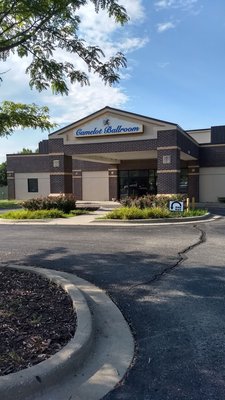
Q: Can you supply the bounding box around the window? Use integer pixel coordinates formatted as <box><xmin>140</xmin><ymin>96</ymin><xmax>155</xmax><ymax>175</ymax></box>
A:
<box><xmin>28</xmin><ymin>178</ymin><xmax>38</xmax><ymax>193</ymax></box>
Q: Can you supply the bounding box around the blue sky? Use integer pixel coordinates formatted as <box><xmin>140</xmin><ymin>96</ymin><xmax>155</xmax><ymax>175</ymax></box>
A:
<box><xmin>1</xmin><ymin>0</ymin><xmax>225</xmax><ymax>162</ymax></box>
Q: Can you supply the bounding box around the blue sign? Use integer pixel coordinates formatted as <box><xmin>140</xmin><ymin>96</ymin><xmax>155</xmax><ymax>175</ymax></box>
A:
<box><xmin>75</xmin><ymin>124</ymin><xmax>142</xmax><ymax>137</ymax></box>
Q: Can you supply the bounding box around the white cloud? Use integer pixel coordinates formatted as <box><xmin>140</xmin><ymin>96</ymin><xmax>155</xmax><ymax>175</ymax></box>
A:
<box><xmin>157</xmin><ymin>22</ymin><xmax>176</xmax><ymax>33</ymax></box>
<box><xmin>155</xmin><ymin>0</ymin><xmax>198</xmax><ymax>11</ymax></box>
<box><xmin>118</xmin><ymin>0</ymin><xmax>145</xmax><ymax>22</ymax></box>
<box><xmin>78</xmin><ymin>0</ymin><xmax>145</xmax><ymax>40</ymax></box>
<box><xmin>1</xmin><ymin>0</ymin><xmax>148</xmax><ymax>116</ymax></box>
<box><xmin>119</xmin><ymin>37</ymin><xmax>149</xmax><ymax>53</ymax></box>
<box><xmin>44</xmin><ymin>71</ymin><xmax>129</xmax><ymax>125</ymax></box>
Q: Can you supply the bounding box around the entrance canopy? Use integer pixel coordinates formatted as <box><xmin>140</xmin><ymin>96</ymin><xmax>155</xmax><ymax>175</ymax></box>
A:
<box><xmin>72</xmin><ymin>150</ymin><xmax>157</xmax><ymax>164</ymax></box>
<box><xmin>72</xmin><ymin>149</ymin><xmax>196</xmax><ymax>164</ymax></box>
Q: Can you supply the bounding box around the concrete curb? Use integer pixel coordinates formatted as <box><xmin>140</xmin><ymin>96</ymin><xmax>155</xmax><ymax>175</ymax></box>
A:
<box><xmin>0</xmin><ymin>266</ymin><xmax>94</xmax><ymax>400</ymax></box>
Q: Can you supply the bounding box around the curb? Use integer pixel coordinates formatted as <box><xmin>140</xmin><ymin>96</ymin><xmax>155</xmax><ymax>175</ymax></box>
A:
<box><xmin>0</xmin><ymin>266</ymin><xmax>94</xmax><ymax>400</ymax></box>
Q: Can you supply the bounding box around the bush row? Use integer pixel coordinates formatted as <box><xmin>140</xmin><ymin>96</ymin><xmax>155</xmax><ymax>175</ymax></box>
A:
<box><xmin>22</xmin><ymin>195</ymin><xmax>76</xmax><ymax>214</ymax></box>
<box><xmin>106</xmin><ymin>206</ymin><xmax>207</xmax><ymax>220</ymax></box>
<box><xmin>0</xmin><ymin>209</ymin><xmax>65</xmax><ymax>219</ymax></box>
<box><xmin>120</xmin><ymin>194</ymin><xmax>187</xmax><ymax>209</ymax></box>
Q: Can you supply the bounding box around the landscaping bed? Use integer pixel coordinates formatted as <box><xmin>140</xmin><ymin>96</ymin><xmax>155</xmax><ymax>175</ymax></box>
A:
<box><xmin>0</xmin><ymin>195</ymin><xmax>91</xmax><ymax>219</ymax></box>
<box><xmin>0</xmin><ymin>208</ymin><xmax>89</xmax><ymax>219</ymax></box>
<box><xmin>105</xmin><ymin>206</ymin><xmax>207</xmax><ymax>220</ymax></box>
<box><xmin>102</xmin><ymin>195</ymin><xmax>207</xmax><ymax>220</ymax></box>
<box><xmin>0</xmin><ymin>268</ymin><xmax>76</xmax><ymax>376</ymax></box>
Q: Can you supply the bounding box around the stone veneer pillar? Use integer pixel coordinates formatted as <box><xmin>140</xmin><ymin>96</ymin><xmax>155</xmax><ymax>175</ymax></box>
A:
<box><xmin>108</xmin><ymin>168</ymin><xmax>118</xmax><ymax>201</ymax></box>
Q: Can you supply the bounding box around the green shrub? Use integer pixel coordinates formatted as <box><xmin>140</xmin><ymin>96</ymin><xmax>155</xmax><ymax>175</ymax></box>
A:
<box><xmin>0</xmin><ymin>209</ymin><xmax>65</xmax><ymax>219</ymax></box>
<box><xmin>105</xmin><ymin>206</ymin><xmax>207</xmax><ymax>220</ymax></box>
<box><xmin>106</xmin><ymin>206</ymin><xmax>171</xmax><ymax>220</ymax></box>
<box><xmin>22</xmin><ymin>197</ymin><xmax>43</xmax><ymax>210</ymax></box>
<box><xmin>177</xmin><ymin>209</ymin><xmax>207</xmax><ymax>217</ymax></box>
<box><xmin>22</xmin><ymin>195</ymin><xmax>76</xmax><ymax>213</ymax></box>
<box><xmin>120</xmin><ymin>194</ymin><xmax>186</xmax><ymax>209</ymax></box>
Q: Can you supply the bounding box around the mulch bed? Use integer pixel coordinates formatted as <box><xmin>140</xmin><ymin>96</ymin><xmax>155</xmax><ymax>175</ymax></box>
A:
<box><xmin>0</xmin><ymin>268</ymin><xmax>77</xmax><ymax>376</ymax></box>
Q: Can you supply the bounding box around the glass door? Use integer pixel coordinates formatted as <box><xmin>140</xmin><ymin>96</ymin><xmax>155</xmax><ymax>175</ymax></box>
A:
<box><xmin>119</xmin><ymin>170</ymin><xmax>157</xmax><ymax>199</ymax></box>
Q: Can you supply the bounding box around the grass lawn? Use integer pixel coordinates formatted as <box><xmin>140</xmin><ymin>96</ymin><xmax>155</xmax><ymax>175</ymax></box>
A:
<box><xmin>0</xmin><ymin>200</ymin><xmax>22</xmax><ymax>209</ymax></box>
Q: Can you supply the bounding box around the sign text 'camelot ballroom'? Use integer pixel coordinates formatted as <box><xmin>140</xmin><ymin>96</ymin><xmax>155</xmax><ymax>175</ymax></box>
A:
<box><xmin>75</xmin><ymin>122</ymin><xmax>143</xmax><ymax>137</ymax></box>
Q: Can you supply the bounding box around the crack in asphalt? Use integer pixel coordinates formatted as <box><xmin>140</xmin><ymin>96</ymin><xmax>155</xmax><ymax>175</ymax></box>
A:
<box><xmin>128</xmin><ymin>224</ymin><xmax>206</xmax><ymax>291</ymax></box>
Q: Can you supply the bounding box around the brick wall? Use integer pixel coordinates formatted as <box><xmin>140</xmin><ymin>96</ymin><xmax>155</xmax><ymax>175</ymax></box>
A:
<box><xmin>7</xmin><ymin>178</ymin><xmax>15</xmax><ymax>200</ymax></box>
<box><xmin>50</xmin><ymin>174</ymin><xmax>72</xmax><ymax>194</ymax></box>
<box><xmin>7</xmin><ymin>155</ymin><xmax>50</xmax><ymax>173</ymax></box>
<box><xmin>119</xmin><ymin>159</ymin><xmax>157</xmax><ymax>170</ymax></box>
<box><xmin>188</xmin><ymin>164</ymin><xmax>199</xmax><ymax>201</ymax></box>
<box><xmin>108</xmin><ymin>169</ymin><xmax>118</xmax><ymax>200</ymax></box>
<box><xmin>200</xmin><ymin>146</ymin><xmax>225</xmax><ymax>167</ymax></box>
<box><xmin>211</xmin><ymin>126</ymin><xmax>225</xmax><ymax>144</ymax></box>
<box><xmin>50</xmin><ymin>138</ymin><xmax>158</xmax><ymax>156</ymax></box>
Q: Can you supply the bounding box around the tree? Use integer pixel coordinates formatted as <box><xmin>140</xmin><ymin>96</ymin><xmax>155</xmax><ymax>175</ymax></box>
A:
<box><xmin>0</xmin><ymin>161</ymin><xmax>7</xmax><ymax>186</ymax></box>
<box><xmin>0</xmin><ymin>101</ymin><xmax>56</xmax><ymax>137</ymax></box>
<box><xmin>18</xmin><ymin>147</ymin><xmax>39</xmax><ymax>154</ymax></box>
<box><xmin>0</xmin><ymin>1</ymin><xmax>128</xmax><ymax>94</ymax></box>
<box><xmin>0</xmin><ymin>1</ymin><xmax>128</xmax><ymax>137</ymax></box>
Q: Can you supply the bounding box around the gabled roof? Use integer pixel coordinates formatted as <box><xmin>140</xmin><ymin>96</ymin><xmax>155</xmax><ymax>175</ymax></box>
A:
<box><xmin>49</xmin><ymin>106</ymin><xmax>178</xmax><ymax>137</ymax></box>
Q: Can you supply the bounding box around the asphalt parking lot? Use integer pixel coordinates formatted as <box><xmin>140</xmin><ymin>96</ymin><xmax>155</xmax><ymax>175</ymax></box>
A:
<box><xmin>0</xmin><ymin>217</ymin><xmax>225</xmax><ymax>399</ymax></box>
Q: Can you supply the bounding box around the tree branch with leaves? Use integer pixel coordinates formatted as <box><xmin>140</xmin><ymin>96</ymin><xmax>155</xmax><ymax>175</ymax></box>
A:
<box><xmin>0</xmin><ymin>101</ymin><xmax>56</xmax><ymax>137</ymax></box>
<box><xmin>0</xmin><ymin>0</ymin><xmax>128</xmax><ymax>93</ymax></box>
<box><xmin>0</xmin><ymin>0</ymin><xmax>128</xmax><ymax>137</ymax></box>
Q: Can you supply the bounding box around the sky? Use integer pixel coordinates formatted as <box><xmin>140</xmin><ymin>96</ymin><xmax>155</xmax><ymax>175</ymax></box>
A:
<box><xmin>1</xmin><ymin>0</ymin><xmax>225</xmax><ymax>163</ymax></box>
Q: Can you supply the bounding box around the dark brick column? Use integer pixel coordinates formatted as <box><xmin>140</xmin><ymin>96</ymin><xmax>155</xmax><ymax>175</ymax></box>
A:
<box><xmin>157</xmin><ymin>129</ymin><xmax>181</xmax><ymax>195</ymax></box>
<box><xmin>48</xmin><ymin>138</ymin><xmax>64</xmax><ymax>153</ymax></box>
<box><xmin>108</xmin><ymin>168</ymin><xmax>118</xmax><ymax>200</ymax></box>
<box><xmin>7</xmin><ymin>172</ymin><xmax>15</xmax><ymax>199</ymax></box>
<box><xmin>188</xmin><ymin>164</ymin><xmax>199</xmax><ymax>201</ymax></box>
<box><xmin>72</xmin><ymin>170</ymin><xmax>82</xmax><ymax>200</ymax></box>
<box><xmin>49</xmin><ymin>154</ymin><xmax>72</xmax><ymax>194</ymax></box>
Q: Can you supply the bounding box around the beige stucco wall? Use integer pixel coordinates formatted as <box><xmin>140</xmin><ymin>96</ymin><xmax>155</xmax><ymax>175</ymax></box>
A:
<box><xmin>188</xmin><ymin>129</ymin><xmax>211</xmax><ymax>144</ymax></box>
<box><xmin>82</xmin><ymin>171</ymin><xmax>109</xmax><ymax>201</ymax></box>
<box><xmin>15</xmin><ymin>173</ymin><xmax>50</xmax><ymax>200</ymax></box>
<box><xmin>199</xmin><ymin>167</ymin><xmax>225</xmax><ymax>202</ymax></box>
<box><xmin>50</xmin><ymin>110</ymin><xmax>177</xmax><ymax>145</ymax></box>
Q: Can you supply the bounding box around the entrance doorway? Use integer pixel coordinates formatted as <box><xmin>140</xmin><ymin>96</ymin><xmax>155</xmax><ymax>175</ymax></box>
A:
<box><xmin>119</xmin><ymin>169</ymin><xmax>157</xmax><ymax>199</ymax></box>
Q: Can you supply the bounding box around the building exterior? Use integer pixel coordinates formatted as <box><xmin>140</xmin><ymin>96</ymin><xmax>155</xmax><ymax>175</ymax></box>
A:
<box><xmin>6</xmin><ymin>106</ymin><xmax>225</xmax><ymax>202</ymax></box>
